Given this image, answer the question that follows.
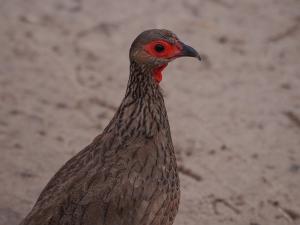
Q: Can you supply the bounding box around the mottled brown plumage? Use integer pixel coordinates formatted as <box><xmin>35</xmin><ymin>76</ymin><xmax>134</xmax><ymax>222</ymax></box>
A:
<box><xmin>20</xmin><ymin>29</ymin><xmax>200</xmax><ymax>225</ymax></box>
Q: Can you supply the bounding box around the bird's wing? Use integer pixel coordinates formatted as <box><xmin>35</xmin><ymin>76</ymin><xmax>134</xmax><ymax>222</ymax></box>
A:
<box><xmin>20</xmin><ymin>132</ymin><xmax>167</xmax><ymax>225</ymax></box>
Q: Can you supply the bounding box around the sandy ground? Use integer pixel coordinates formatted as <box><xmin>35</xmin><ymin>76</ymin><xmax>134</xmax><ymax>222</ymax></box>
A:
<box><xmin>0</xmin><ymin>0</ymin><xmax>300</xmax><ymax>224</ymax></box>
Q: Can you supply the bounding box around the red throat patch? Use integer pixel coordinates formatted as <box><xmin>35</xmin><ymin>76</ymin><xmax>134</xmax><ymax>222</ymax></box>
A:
<box><xmin>153</xmin><ymin>64</ymin><xmax>168</xmax><ymax>83</ymax></box>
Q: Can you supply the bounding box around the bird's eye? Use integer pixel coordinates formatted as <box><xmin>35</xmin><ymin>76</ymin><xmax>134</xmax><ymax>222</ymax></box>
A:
<box><xmin>154</xmin><ymin>44</ymin><xmax>165</xmax><ymax>53</ymax></box>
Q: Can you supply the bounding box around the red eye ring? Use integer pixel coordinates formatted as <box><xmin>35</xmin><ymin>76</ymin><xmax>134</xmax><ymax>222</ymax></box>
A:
<box><xmin>144</xmin><ymin>40</ymin><xmax>176</xmax><ymax>58</ymax></box>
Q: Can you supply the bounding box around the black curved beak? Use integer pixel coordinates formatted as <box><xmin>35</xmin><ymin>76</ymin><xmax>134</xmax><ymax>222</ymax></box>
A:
<box><xmin>177</xmin><ymin>41</ymin><xmax>201</xmax><ymax>61</ymax></box>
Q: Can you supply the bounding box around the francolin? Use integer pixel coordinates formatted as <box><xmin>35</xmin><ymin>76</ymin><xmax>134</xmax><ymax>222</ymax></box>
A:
<box><xmin>20</xmin><ymin>29</ymin><xmax>201</xmax><ymax>225</ymax></box>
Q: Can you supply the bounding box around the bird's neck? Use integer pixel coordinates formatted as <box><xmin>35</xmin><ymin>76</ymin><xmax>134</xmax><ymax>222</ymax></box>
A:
<box><xmin>105</xmin><ymin>61</ymin><xmax>171</xmax><ymax>139</ymax></box>
<box><xmin>125</xmin><ymin>61</ymin><xmax>162</xmax><ymax>99</ymax></box>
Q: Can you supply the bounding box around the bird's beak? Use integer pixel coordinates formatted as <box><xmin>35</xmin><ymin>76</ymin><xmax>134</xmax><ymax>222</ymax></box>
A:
<box><xmin>176</xmin><ymin>41</ymin><xmax>201</xmax><ymax>61</ymax></box>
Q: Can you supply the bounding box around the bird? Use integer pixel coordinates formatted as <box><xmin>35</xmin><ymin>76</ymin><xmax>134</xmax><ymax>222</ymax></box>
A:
<box><xmin>19</xmin><ymin>29</ymin><xmax>201</xmax><ymax>225</ymax></box>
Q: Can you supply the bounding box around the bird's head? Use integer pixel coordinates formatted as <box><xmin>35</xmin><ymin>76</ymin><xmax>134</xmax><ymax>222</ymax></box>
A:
<box><xmin>129</xmin><ymin>29</ymin><xmax>201</xmax><ymax>83</ymax></box>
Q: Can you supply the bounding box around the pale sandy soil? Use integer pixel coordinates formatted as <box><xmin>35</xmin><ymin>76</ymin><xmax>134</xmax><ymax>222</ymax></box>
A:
<box><xmin>0</xmin><ymin>0</ymin><xmax>300</xmax><ymax>225</ymax></box>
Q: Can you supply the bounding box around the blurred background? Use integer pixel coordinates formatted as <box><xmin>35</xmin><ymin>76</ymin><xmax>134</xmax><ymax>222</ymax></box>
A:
<box><xmin>0</xmin><ymin>0</ymin><xmax>300</xmax><ymax>224</ymax></box>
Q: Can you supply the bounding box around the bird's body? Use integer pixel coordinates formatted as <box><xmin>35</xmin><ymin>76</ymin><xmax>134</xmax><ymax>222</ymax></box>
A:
<box><xmin>20</xmin><ymin>29</ymin><xmax>200</xmax><ymax>225</ymax></box>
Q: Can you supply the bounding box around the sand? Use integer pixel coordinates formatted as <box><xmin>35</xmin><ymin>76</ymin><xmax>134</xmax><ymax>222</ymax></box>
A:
<box><xmin>0</xmin><ymin>0</ymin><xmax>300</xmax><ymax>224</ymax></box>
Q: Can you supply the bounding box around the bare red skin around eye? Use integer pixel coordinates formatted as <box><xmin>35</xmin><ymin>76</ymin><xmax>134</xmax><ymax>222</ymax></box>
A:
<box><xmin>144</xmin><ymin>40</ymin><xmax>181</xmax><ymax>59</ymax></box>
<box><xmin>144</xmin><ymin>40</ymin><xmax>181</xmax><ymax>83</ymax></box>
